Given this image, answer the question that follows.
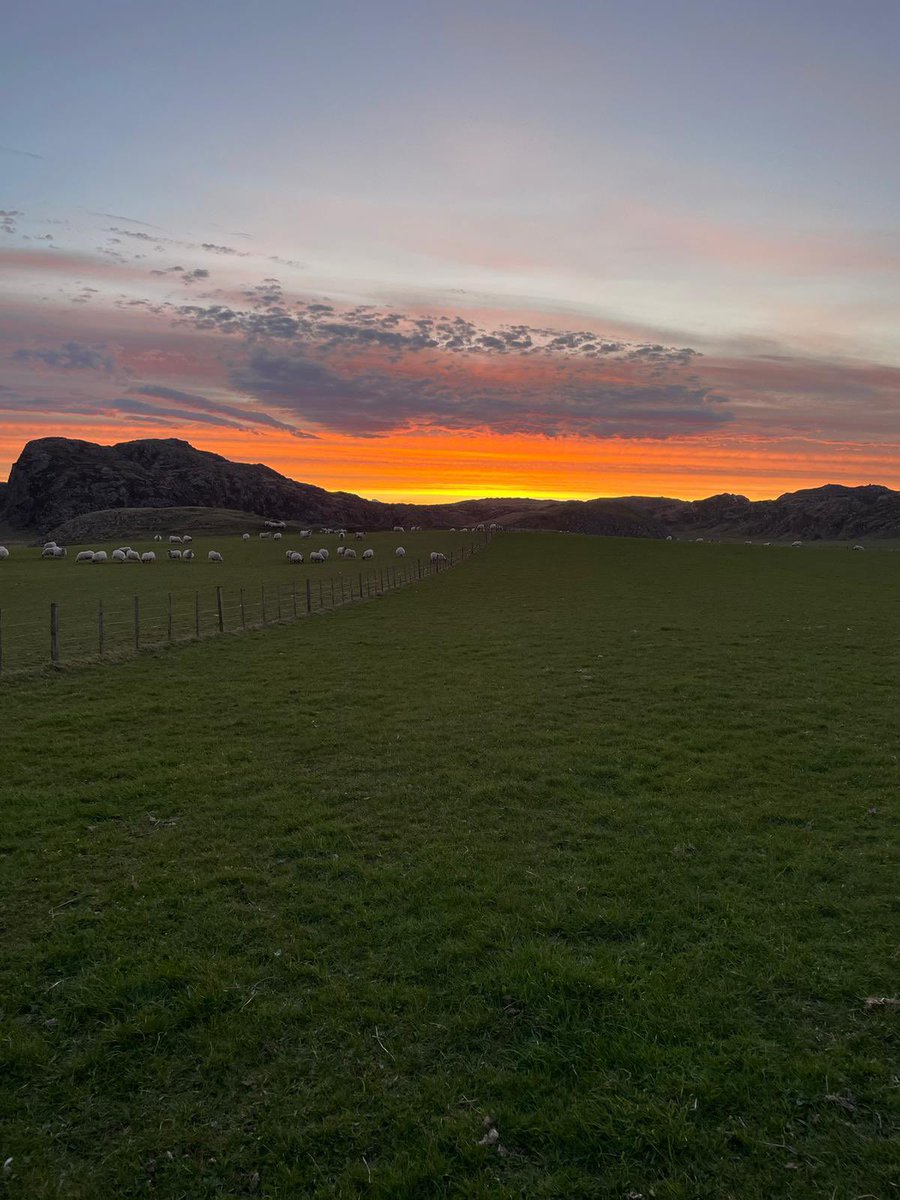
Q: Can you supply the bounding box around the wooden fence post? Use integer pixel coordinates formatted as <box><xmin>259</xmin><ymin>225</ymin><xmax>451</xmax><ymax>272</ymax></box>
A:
<box><xmin>306</xmin><ymin>578</ymin><xmax>312</xmax><ymax>613</ymax></box>
<box><xmin>134</xmin><ymin>596</ymin><xmax>140</xmax><ymax>651</ymax></box>
<box><xmin>240</xmin><ymin>587</ymin><xmax>246</xmax><ymax>629</ymax></box>
<box><xmin>331</xmin><ymin>577</ymin><xmax>335</xmax><ymax>607</ymax></box>
<box><xmin>194</xmin><ymin>591</ymin><xmax>200</xmax><ymax>639</ymax></box>
<box><xmin>262</xmin><ymin>585</ymin><xmax>267</xmax><ymax>624</ymax></box>
<box><xmin>216</xmin><ymin>585</ymin><xmax>224</xmax><ymax>633</ymax></box>
<box><xmin>167</xmin><ymin>592</ymin><xmax>173</xmax><ymax>642</ymax></box>
<box><xmin>418</xmin><ymin>558</ymin><xmax>422</xmax><ymax>579</ymax></box>
<box><xmin>319</xmin><ymin>580</ymin><xmax>323</xmax><ymax>608</ymax></box>
<box><xmin>50</xmin><ymin>601</ymin><xmax>59</xmax><ymax>664</ymax></box>
<box><xmin>292</xmin><ymin>583</ymin><xmax>297</xmax><ymax>618</ymax></box>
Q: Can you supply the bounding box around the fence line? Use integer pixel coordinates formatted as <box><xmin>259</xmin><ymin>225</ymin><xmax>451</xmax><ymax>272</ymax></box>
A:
<box><xmin>0</xmin><ymin>534</ymin><xmax>497</xmax><ymax>678</ymax></box>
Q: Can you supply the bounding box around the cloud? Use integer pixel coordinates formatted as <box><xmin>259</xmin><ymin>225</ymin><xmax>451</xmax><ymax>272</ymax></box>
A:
<box><xmin>12</xmin><ymin>340</ymin><xmax>114</xmax><ymax>371</ymax></box>
<box><xmin>0</xmin><ymin>145</ymin><xmax>43</xmax><ymax>160</ymax></box>
<box><xmin>201</xmin><ymin>242</ymin><xmax>246</xmax><ymax>256</ymax></box>
<box><xmin>132</xmin><ymin>384</ymin><xmax>317</xmax><ymax>437</ymax></box>
<box><xmin>181</xmin><ymin>268</ymin><xmax>210</xmax><ymax>284</ymax></box>
<box><xmin>1</xmin><ymin>210</ymin><xmax>22</xmax><ymax>234</ymax></box>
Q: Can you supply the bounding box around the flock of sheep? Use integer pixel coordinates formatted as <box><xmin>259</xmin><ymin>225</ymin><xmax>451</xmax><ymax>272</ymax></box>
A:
<box><xmin>0</xmin><ymin>527</ymin><xmax>451</xmax><ymax>566</ymax></box>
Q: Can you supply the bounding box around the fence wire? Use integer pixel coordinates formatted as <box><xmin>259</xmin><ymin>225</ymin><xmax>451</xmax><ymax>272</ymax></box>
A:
<box><xmin>0</xmin><ymin>539</ymin><xmax>492</xmax><ymax>678</ymax></box>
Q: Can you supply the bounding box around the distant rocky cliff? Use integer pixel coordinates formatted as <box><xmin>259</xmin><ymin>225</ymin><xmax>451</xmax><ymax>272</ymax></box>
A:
<box><xmin>3</xmin><ymin>436</ymin><xmax>899</xmax><ymax>541</ymax></box>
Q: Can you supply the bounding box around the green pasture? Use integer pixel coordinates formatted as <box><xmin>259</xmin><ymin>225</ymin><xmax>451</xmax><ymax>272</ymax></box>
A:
<box><xmin>0</xmin><ymin>531</ymin><xmax>477</xmax><ymax>673</ymax></box>
<box><xmin>0</xmin><ymin>533</ymin><xmax>897</xmax><ymax>1198</ymax></box>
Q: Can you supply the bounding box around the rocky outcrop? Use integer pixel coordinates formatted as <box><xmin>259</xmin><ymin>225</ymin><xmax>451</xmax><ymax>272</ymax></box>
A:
<box><xmin>3</xmin><ymin>436</ymin><xmax>899</xmax><ymax>540</ymax></box>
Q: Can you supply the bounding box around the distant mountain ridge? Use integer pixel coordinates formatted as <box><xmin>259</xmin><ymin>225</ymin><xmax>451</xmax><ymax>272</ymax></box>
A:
<box><xmin>3</xmin><ymin>436</ymin><xmax>900</xmax><ymax>541</ymax></box>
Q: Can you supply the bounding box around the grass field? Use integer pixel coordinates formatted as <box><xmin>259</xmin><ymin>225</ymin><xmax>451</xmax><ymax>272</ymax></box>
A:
<box><xmin>0</xmin><ymin>531</ymin><xmax>477</xmax><ymax>673</ymax></box>
<box><xmin>1</xmin><ymin>533</ymin><xmax>897</xmax><ymax>1198</ymax></box>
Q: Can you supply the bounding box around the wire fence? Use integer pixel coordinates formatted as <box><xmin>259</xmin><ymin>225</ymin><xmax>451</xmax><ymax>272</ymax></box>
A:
<box><xmin>0</xmin><ymin>537</ymin><xmax>494</xmax><ymax>678</ymax></box>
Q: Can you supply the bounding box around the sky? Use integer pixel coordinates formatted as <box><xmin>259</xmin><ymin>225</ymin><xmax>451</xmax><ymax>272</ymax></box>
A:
<box><xmin>1</xmin><ymin>0</ymin><xmax>899</xmax><ymax>501</ymax></box>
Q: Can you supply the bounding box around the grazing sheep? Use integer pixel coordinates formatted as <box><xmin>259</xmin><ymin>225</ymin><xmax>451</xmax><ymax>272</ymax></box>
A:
<box><xmin>343</xmin><ymin>548</ymin><xmax>357</xmax><ymax>559</ymax></box>
<box><xmin>75</xmin><ymin>551</ymin><xmax>94</xmax><ymax>563</ymax></box>
<box><xmin>43</xmin><ymin>541</ymin><xmax>58</xmax><ymax>550</ymax></box>
<box><xmin>111</xmin><ymin>549</ymin><xmax>127</xmax><ymax>562</ymax></box>
<box><xmin>791</xmin><ymin>540</ymin><xmax>803</xmax><ymax>548</ymax></box>
<box><xmin>141</xmin><ymin>551</ymin><xmax>156</xmax><ymax>563</ymax></box>
<box><xmin>355</xmin><ymin>532</ymin><xmax>364</xmax><ymax>540</ymax></box>
<box><xmin>208</xmin><ymin>550</ymin><xmax>223</xmax><ymax>563</ymax></box>
<box><xmin>182</xmin><ymin>534</ymin><xmax>193</xmax><ymax>543</ymax></box>
<box><xmin>395</xmin><ymin>546</ymin><xmax>406</xmax><ymax>557</ymax></box>
<box><xmin>336</xmin><ymin>545</ymin><xmax>346</xmax><ymax>556</ymax></box>
<box><xmin>273</xmin><ymin>532</ymin><xmax>282</xmax><ymax>540</ymax></box>
<box><xmin>317</xmin><ymin>548</ymin><xmax>329</xmax><ymax>559</ymax></box>
<box><xmin>92</xmin><ymin>551</ymin><xmax>108</xmax><ymax>563</ymax></box>
<box><xmin>153</xmin><ymin>534</ymin><xmax>162</xmax><ymax>542</ymax></box>
<box><xmin>310</xmin><ymin>551</ymin><xmax>325</xmax><ymax>563</ymax></box>
<box><xmin>300</xmin><ymin>530</ymin><xmax>311</xmax><ymax>538</ymax></box>
<box><xmin>168</xmin><ymin>548</ymin><xmax>182</xmax><ymax>560</ymax></box>
<box><xmin>288</xmin><ymin>551</ymin><xmax>303</xmax><ymax>564</ymax></box>
<box><xmin>0</xmin><ymin>546</ymin><xmax>9</xmax><ymax>560</ymax></box>
<box><xmin>430</xmin><ymin>551</ymin><xmax>446</xmax><ymax>563</ymax></box>
<box><xmin>853</xmin><ymin>544</ymin><xmax>865</xmax><ymax>551</ymax></box>
<box><xmin>259</xmin><ymin>531</ymin><xmax>272</xmax><ymax>539</ymax></box>
<box><xmin>126</xmin><ymin>549</ymin><xmax>141</xmax><ymax>561</ymax></box>
<box><xmin>363</xmin><ymin>548</ymin><xmax>374</xmax><ymax>560</ymax></box>
<box><xmin>168</xmin><ymin>535</ymin><xmax>182</xmax><ymax>544</ymax></box>
<box><xmin>242</xmin><ymin>532</ymin><xmax>250</xmax><ymax>540</ymax></box>
<box><xmin>393</xmin><ymin>525</ymin><xmax>405</xmax><ymax>532</ymax></box>
<box><xmin>42</xmin><ymin>546</ymin><xmax>66</xmax><ymax>558</ymax></box>
<box><xmin>182</xmin><ymin>549</ymin><xmax>195</xmax><ymax>561</ymax></box>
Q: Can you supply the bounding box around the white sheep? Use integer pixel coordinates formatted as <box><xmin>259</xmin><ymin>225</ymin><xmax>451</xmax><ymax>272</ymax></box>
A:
<box><xmin>343</xmin><ymin>548</ymin><xmax>357</xmax><ymax>559</ymax></box>
<box><xmin>310</xmin><ymin>551</ymin><xmax>325</xmax><ymax>563</ymax></box>
<box><xmin>242</xmin><ymin>533</ymin><xmax>251</xmax><ymax>540</ymax></box>
<box><xmin>430</xmin><ymin>551</ymin><xmax>446</xmax><ymax>563</ymax></box>
<box><xmin>338</xmin><ymin>530</ymin><xmax>346</xmax><ymax>539</ymax></box>
<box><xmin>791</xmin><ymin>540</ymin><xmax>803</xmax><ymax>548</ymax></box>
<box><xmin>183</xmin><ymin>549</ymin><xmax>195</xmax><ymax>561</ymax></box>
<box><xmin>208</xmin><ymin>550</ymin><xmax>223</xmax><ymax>563</ymax></box>
<box><xmin>273</xmin><ymin>532</ymin><xmax>282</xmax><ymax>540</ymax></box>
<box><xmin>153</xmin><ymin>534</ymin><xmax>162</xmax><ymax>542</ymax></box>
<box><xmin>852</xmin><ymin>544</ymin><xmax>865</xmax><ymax>551</ymax></box>
<box><xmin>393</xmin><ymin>525</ymin><xmax>405</xmax><ymax>532</ymax></box>
<box><xmin>92</xmin><ymin>551</ymin><xmax>108</xmax><ymax>563</ymax></box>
<box><xmin>317</xmin><ymin>548</ymin><xmax>329</xmax><ymax>559</ymax></box>
<box><xmin>363</xmin><ymin>548</ymin><xmax>374</xmax><ymax>560</ymax></box>
<box><xmin>336</xmin><ymin>545</ymin><xmax>346</xmax><ymax>556</ymax></box>
<box><xmin>395</xmin><ymin>546</ymin><xmax>406</xmax><ymax>557</ymax></box>
<box><xmin>288</xmin><ymin>551</ymin><xmax>304</xmax><ymax>564</ymax></box>
<box><xmin>355</xmin><ymin>532</ymin><xmax>364</xmax><ymax>540</ymax></box>
<box><xmin>111</xmin><ymin>549</ymin><xmax>127</xmax><ymax>562</ymax></box>
<box><xmin>169</xmin><ymin>535</ymin><xmax>182</xmax><ymax>544</ymax></box>
<box><xmin>43</xmin><ymin>541</ymin><xmax>58</xmax><ymax>550</ymax></box>
<box><xmin>126</xmin><ymin>549</ymin><xmax>141</xmax><ymax>561</ymax></box>
<box><xmin>300</xmin><ymin>530</ymin><xmax>311</xmax><ymax>538</ymax></box>
<box><xmin>0</xmin><ymin>546</ymin><xmax>9</xmax><ymax>560</ymax></box>
<box><xmin>42</xmin><ymin>546</ymin><xmax>66</xmax><ymax>558</ymax></box>
<box><xmin>259</xmin><ymin>531</ymin><xmax>272</xmax><ymax>539</ymax></box>
<box><xmin>75</xmin><ymin>550</ymin><xmax>94</xmax><ymax>563</ymax></box>
<box><xmin>141</xmin><ymin>551</ymin><xmax>156</xmax><ymax>563</ymax></box>
<box><xmin>168</xmin><ymin>548</ymin><xmax>182</xmax><ymax>560</ymax></box>
<box><xmin>182</xmin><ymin>534</ymin><xmax>193</xmax><ymax>543</ymax></box>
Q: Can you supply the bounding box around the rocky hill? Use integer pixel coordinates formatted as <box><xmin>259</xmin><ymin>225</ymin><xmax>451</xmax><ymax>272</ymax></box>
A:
<box><xmin>3</xmin><ymin>436</ymin><xmax>899</xmax><ymax>541</ymax></box>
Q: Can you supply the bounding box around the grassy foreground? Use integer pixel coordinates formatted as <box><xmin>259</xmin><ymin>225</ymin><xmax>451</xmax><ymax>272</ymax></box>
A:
<box><xmin>1</xmin><ymin>534</ymin><xmax>897</xmax><ymax>1198</ymax></box>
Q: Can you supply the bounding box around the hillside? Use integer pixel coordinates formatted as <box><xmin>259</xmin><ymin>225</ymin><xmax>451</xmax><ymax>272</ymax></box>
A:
<box><xmin>3</xmin><ymin>436</ymin><xmax>900</xmax><ymax>540</ymax></box>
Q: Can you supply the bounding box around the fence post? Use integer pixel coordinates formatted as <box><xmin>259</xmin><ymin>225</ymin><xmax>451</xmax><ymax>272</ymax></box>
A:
<box><xmin>306</xmin><ymin>578</ymin><xmax>312</xmax><ymax>613</ymax></box>
<box><xmin>49</xmin><ymin>601</ymin><xmax>59</xmax><ymax>664</ymax></box>
<box><xmin>292</xmin><ymin>583</ymin><xmax>297</xmax><ymax>618</ymax></box>
<box><xmin>262</xmin><ymin>585</ymin><xmax>267</xmax><ymax>625</ymax></box>
<box><xmin>216</xmin><ymin>585</ymin><xmax>224</xmax><ymax>633</ymax></box>
<box><xmin>331</xmin><ymin>577</ymin><xmax>335</xmax><ymax>607</ymax></box>
<box><xmin>194</xmin><ymin>591</ymin><xmax>200</xmax><ymax>639</ymax></box>
<box><xmin>341</xmin><ymin>576</ymin><xmax>346</xmax><ymax>603</ymax></box>
<box><xmin>418</xmin><ymin>558</ymin><xmax>422</xmax><ymax>580</ymax></box>
<box><xmin>167</xmin><ymin>592</ymin><xmax>173</xmax><ymax>642</ymax></box>
<box><xmin>240</xmin><ymin>587</ymin><xmax>246</xmax><ymax>629</ymax></box>
<box><xmin>319</xmin><ymin>580</ymin><xmax>323</xmax><ymax>608</ymax></box>
<box><xmin>134</xmin><ymin>596</ymin><xmax>140</xmax><ymax>651</ymax></box>
<box><xmin>98</xmin><ymin>599</ymin><xmax>105</xmax><ymax>656</ymax></box>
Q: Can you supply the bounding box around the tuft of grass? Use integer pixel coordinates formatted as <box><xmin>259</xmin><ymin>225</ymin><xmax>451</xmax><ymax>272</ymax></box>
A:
<box><xmin>0</xmin><ymin>533</ymin><xmax>897</xmax><ymax>1198</ymax></box>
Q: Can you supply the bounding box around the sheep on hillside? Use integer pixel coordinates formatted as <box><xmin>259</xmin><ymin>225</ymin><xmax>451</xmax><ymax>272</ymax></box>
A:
<box><xmin>169</xmin><ymin>535</ymin><xmax>182</xmax><ymax>544</ymax></box>
<box><xmin>430</xmin><ymin>551</ymin><xmax>446</xmax><ymax>564</ymax></box>
<box><xmin>259</xmin><ymin>532</ymin><xmax>272</xmax><ymax>539</ymax></box>
<box><xmin>395</xmin><ymin>546</ymin><xmax>406</xmax><ymax>557</ymax></box>
<box><xmin>126</xmin><ymin>549</ymin><xmax>141</xmax><ymax>562</ymax></box>
<box><xmin>75</xmin><ymin>551</ymin><xmax>94</xmax><ymax>563</ymax></box>
<box><xmin>168</xmin><ymin>548</ymin><xmax>182</xmax><ymax>560</ymax></box>
<box><xmin>288</xmin><ymin>552</ymin><xmax>304</xmax><ymax>564</ymax></box>
<box><xmin>153</xmin><ymin>534</ymin><xmax>162</xmax><ymax>542</ymax></box>
<box><xmin>336</xmin><ymin>545</ymin><xmax>346</xmax><ymax>556</ymax></box>
<box><xmin>242</xmin><ymin>533</ymin><xmax>251</xmax><ymax>540</ymax></box>
<box><xmin>183</xmin><ymin>549</ymin><xmax>195</xmax><ymax>561</ymax></box>
<box><xmin>310</xmin><ymin>551</ymin><xmax>325</xmax><ymax>563</ymax></box>
<box><xmin>42</xmin><ymin>546</ymin><xmax>66</xmax><ymax>558</ymax></box>
<box><xmin>141</xmin><ymin>552</ymin><xmax>156</xmax><ymax>563</ymax></box>
<box><xmin>393</xmin><ymin>525</ymin><xmax>405</xmax><ymax>532</ymax></box>
<box><xmin>853</xmin><ymin>544</ymin><xmax>865</xmax><ymax>551</ymax></box>
<box><xmin>182</xmin><ymin>534</ymin><xmax>193</xmax><ymax>543</ymax></box>
<box><xmin>0</xmin><ymin>546</ymin><xmax>9</xmax><ymax>561</ymax></box>
<box><xmin>791</xmin><ymin>540</ymin><xmax>803</xmax><ymax>548</ymax></box>
<box><xmin>363</xmin><ymin>548</ymin><xmax>374</xmax><ymax>560</ymax></box>
<box><xmin>355</xmin><ymin>531</ymin><xmax>364</xmax><ymax>540</ymax></box>
<box><xmin>343</xmin><ymin>548</ymin><xmax>357</xmax><ymax>559</ymax></box>
<box><xmin>92</xmin><ymin>551</ymin><xmax>108</xmax><ymax>563</ymax></box>
<box><xmin>273</xmin><ymin>532</ymin><xmax>282</xmax><ymax>540</ymax></box>
<box><xmin>111</xmin><ymin>549</ymin><xmax>127</xmax><ymax>562</ymax></box>
<box><xmin>317</xmin><ymin>548</ymin><xmax>329</xmax><ymax>559</ymax></box>
<box><xmin>208</xmin><ymin>550</ymin><xmax>223</xmax><ymax>563</ymax></box>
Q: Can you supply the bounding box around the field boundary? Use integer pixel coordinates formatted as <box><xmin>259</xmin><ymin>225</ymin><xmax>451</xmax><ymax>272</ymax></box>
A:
<box><xmin>0</xmin><ymin>533</ymin><xmax>497</xmax><ymax>679</ymax></box>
